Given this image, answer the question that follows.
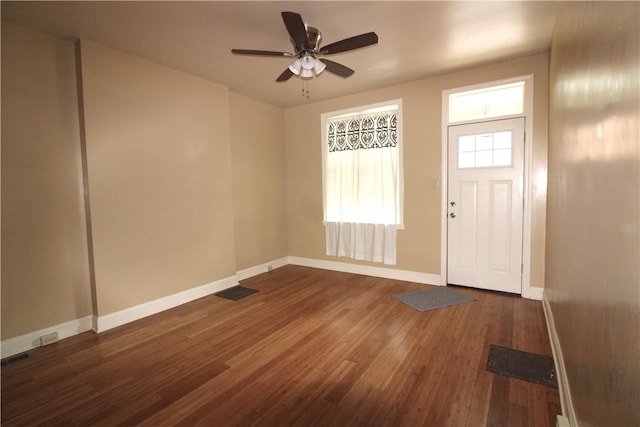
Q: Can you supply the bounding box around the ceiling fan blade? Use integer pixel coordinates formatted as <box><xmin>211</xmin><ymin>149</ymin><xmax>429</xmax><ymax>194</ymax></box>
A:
<box><xmin>319</xmin><ymin>32</ymin><xmax>378</xmax><ymax>55</ymax></box>
<box><xmin>281</xmin><ymin>11</ymin><xmax>309</xmax><ymax>50</ymax></box>
<box><xmin>231</xmin><ymin>49</ymin><xmax>293</xmax><ymax>57</ymax></box>
<box><xmin>276</xmin><ymin>68</ymin><xmax>294</xmax><ymax>82</ymax></box>
<box><xmin>320</xmin><ymin>59</ymin><xmax>355</xmax><ymax>78</ymax></box>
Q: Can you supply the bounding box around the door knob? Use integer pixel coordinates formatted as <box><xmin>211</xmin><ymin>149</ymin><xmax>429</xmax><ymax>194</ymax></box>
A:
<box><xmin>449</xmin><ymin>212</ymin><xmax>456</xmax><ymax>218</ymax></box>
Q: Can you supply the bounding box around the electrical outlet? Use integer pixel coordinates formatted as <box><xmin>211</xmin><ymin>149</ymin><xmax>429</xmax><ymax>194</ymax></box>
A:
<box><xmin>39</xmin><ymin>332</ymin><xmax>59</xmax><ymax>346</ymax></box>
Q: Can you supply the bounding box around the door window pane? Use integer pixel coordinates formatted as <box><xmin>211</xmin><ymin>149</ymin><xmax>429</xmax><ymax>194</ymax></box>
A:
<box><xmin>476</xmin><ymin>150</ymin><xmax>493</xmax><ymax>167</ymax></box>
<box><xmin>493</xmin><ymin>148</ymin><xmax>512</xmax><ymax>166</ymax></box>
<box><xmin>459</xmin><ymin>152</ymin><xmax>476</xmax><ymax>168</ymax></box>
<box><xmin>476</xmin><ymin>134</ymin><xmax>493</xmax><ymax>151</ymax></box>
<box><xmin>459</xmin><ymin>135</ymin><xmax>476</xmax><ymax>152</ymax></box>
<box><xmin>457</xmin><ymin>131</ymin><xmax>513</xmax><ymax>169</ymax></box>
<box><xmin>493</xmin><ymin>131</ymin><xmax>512</xmax><ymax>149</ymax></box>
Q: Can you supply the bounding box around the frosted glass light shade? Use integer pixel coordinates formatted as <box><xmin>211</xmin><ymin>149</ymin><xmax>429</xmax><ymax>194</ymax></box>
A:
<box><xmin>288</xmin><ymin>55</ymin><xmax>325</xmax><ymax>79</ymax></box>
<box><xmin>314</xmin><ymin>59</ymin><xmax>326</xmax><ymax>74</ymax></box>
<box><xmin>301</xmin><ymin>55</ymin><xmax>315</xmax><ymax>70</ymax></box>
<box><xmin>288</xmin><ymin>59</ymin><xmax>302</xmax><ymax>75</ymax></box>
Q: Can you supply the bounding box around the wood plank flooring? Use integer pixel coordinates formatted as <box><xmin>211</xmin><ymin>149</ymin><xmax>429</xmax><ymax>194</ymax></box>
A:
<box><xmin>1</xmin><ymin>265</ymin><xmax>561</xmax><ymax>426</ymax></box>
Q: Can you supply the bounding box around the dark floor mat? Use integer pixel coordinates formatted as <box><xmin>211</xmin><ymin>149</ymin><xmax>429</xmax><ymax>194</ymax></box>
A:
<box><xmin>393</xmin><ymin>287</ymin><xmax>474</xmax><ymax>312</ymax></box>
<box><xmin>215</xmin><ymin>286</ymin><xmax>258</xmax><ymax>301</ymax></box>
<box><xmin>486</xmin><ymin>344</ymin><xmax>558</xmax><ymax>388</ymax></box>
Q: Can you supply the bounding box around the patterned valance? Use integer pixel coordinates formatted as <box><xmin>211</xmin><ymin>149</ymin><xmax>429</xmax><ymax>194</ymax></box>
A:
<box><xmin>328</xmin><ymin>113</ymin><xmax>397</xmax><ymax>152</ymax></box>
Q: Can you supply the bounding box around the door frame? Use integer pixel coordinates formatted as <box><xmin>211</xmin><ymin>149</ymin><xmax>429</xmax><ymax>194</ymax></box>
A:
<box><xmin>440</xmin><ymin>74</ymin><xmax>537</xmax><ymax>299</ymax></box>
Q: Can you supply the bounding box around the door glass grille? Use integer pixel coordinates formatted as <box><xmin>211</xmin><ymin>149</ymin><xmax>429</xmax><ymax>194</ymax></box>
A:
<box><xmin>458</xmin><ymin>131</ymin><xmax>513</xmax><ymax>169</ymax></box>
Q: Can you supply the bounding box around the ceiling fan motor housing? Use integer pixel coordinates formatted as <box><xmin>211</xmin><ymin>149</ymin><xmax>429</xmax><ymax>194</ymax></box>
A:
<box><xmin>304</xmin><ymin>26</ymin><xmax>322</xmax><ymax>53</ymax></box>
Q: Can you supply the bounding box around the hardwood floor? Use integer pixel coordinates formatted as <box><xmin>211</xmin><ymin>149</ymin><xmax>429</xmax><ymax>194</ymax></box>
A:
<box><xmin>1</xmin><ymin>265</ymin><xmax>561</xmax><ymax>426</ymax></box>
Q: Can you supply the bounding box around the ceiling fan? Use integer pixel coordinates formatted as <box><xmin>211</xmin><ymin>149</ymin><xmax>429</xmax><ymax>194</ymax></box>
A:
<box><xmin>231</xmin><ymin>11</ymin><xmax>378</xmax><ymax>82</ymax></box>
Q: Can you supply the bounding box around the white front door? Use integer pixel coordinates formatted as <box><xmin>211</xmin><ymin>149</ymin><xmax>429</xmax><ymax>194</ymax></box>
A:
<box><xmin>447</xmin><ymin>118</ymin><xmax>525</xmax><ymax>293</ymax></box>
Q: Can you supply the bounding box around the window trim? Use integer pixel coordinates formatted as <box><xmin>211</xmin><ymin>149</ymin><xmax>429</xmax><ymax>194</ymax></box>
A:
<box><xmin>321</xmin><ymin>99</ymin><xmax>404</xmax><ymax>228</ymax></box>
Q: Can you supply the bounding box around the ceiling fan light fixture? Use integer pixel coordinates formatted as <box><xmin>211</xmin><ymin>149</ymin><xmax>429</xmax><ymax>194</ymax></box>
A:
<box><xmin>300</xmin><ymin>68</ymin><xmax>314</xmax><ymax>78</ymax></box>
<box><xmin>313</xmin><ymin>59</ymin><xmax>326</xmax><ymax>75</ymax></box>
<box><xmin>288</xmin><ymin>58</ymin><xmax>302</xmax><ymax>75</ymax></box>
<box><xmin>300</xmin><ymin>54</ymin><xmax>315</xmax><ymax>70</ymax></box>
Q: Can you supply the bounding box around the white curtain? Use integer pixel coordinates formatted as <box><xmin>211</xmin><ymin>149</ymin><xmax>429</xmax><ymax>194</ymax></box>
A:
<box><xmin>325</xmin><ymin>222</ymin><xmax>397</xmax><ymax>265</ymax></box>
<box><xmin>323</xmin><ymin>110</ymin><xmax>402</xmax><ymax>265</ymax></box>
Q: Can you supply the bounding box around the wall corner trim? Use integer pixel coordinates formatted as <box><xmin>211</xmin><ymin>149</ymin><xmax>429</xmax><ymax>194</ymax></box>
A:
<box><xmin>288</xmin><ymin>256</ymin><xmax>441</xmax><ymax>285</ymax></box>
<box><xmin>1</xmin><ymin>316</ymin><xmax>94</xmax><ymax>359</ymax></box>
<box><xmin>542</xmin><ymin>293</ymin><xmax>578</xmax><ymax>426</ymax></box>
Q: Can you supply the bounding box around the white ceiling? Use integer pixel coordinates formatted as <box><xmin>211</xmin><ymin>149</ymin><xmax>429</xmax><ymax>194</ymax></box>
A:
<box><xmin>1</xmin><ymin>1</ymin><xmax>561</xmax><ymax>108</ymax></box>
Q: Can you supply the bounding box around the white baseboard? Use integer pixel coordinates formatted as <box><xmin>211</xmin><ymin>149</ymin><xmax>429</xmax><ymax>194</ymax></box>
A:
<box><xmin>523</xmin><ymin>285</ymin><xmax>544</xmax><ymax>301</ymax></box>
<box><xmin>94</xmin><ymin>275</ymin><xmax>238</xmax><ymax>333</ymax></box>
<box><xmin>288</xmin><ymin>256</ymin><xmax>441</xmax><ymax>285</ymax></box>
<box><xmin>1</xmin><ymin>315</ymin><xmax>93</xmax><ymax>359</ymax></box>
<box><xmin>236</xmin><ymin>257</ymin><xmax>289</xmax><ymax>281</ymax></box>
<box><xmin>0</xmin><ymin>258</ymin><xmax>437</xmax><ymax>359</ymax></box>
<box><xmin>542</xmin><ymin>294</ymin><xmax>577</xmax><ymax>426</ymax></box>
<box><xmin>2</xmin><ymin>275</ymin><xmax>239</xmax><ymax>357</ymax></box>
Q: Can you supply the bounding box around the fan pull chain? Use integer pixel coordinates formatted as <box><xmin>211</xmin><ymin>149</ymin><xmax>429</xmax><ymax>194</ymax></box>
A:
<box><xmin>301</xmin><ymin>80</ymin><xmax>310</xmax><ymax>99</ymax></box>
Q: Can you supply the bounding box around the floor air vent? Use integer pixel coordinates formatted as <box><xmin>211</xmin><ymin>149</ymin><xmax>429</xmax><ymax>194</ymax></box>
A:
<box><xmin>1</xmin><ymin>353</ymin><xmax>30</xmax><ymax>366</ymax></box>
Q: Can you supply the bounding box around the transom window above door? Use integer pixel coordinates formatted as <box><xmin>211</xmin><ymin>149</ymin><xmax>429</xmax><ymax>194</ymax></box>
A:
<box><xmin>448</xmin><ymin>81</ymin><xmax>525</xmax><ymax>123</ymax></box>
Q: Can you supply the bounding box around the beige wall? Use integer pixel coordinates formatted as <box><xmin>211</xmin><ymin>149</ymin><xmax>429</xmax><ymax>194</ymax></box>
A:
<box><xmin>1</xmin><ymin>23</ymin><xmax>93</xmax><ymax>338</ymax></box>
<box><xmin>285</xmin><ymin>53</ymin><xmax>549</xmax><ymax>284</ymax></box>
<box><xmin>229</xmin><ymin>92</ymin><xmax>287</xmax><ymax>270</ymax></box>
<box><xmin>79</xmin><ymin>40</ymin><xmax>236</xmax><ymax>316</ymax></box>
<box><xmin>546</xmin><ymin>2</ymin><xmax>639</xmax><ymax>426</ymax></box>
<box><xmin>1</xmin><ymin>26</ymin><xmax>290</xmax><ymax>340</ymax></box>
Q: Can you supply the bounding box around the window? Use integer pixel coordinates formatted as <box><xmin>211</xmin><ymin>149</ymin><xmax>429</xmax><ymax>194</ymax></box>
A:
<box><xmin>322</xmin><ymin>100</ymin><xmax>403</xmax><ymax>265</ymax></box>
<box><xmin>448</xmin><ymin>81</ymin><xmax>524</xmax><ymax>123</ymax></box>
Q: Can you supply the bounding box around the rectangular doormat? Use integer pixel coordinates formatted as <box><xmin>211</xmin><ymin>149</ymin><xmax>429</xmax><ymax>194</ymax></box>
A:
<box><xmin>393</xmin><ymin>287</ymin><xmax>475</xmax><ymax>312</ymax></box>
<box><xmin>215</xmin><ymin>286</ymin><xmax>258</xmax><ymax>301</ymax></box>
<box><xmin>486</xmin><ymin>344</ymin><xmax>558</xmax><ymax>388</ymax></box>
